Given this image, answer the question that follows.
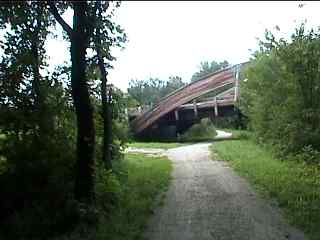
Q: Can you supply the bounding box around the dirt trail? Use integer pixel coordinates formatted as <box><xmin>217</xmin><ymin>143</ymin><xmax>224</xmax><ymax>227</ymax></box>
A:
<box><xmin>143</xmin><ymin>143</ymin><xmax>305</xmax><ymax>240</ymax></box>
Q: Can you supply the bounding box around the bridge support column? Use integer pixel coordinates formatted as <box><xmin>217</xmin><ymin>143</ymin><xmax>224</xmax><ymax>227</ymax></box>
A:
<box><xmin>214</xmin><ymin>97</ymin><xmax>219</xmax><ymax>117</ymax></box>
<box><xmin>174</xmin><ymin>109</ymin><xmax>181</xmax><ymax>139</ymax></box>
<box><xmin>193</xmin><ymin>99</ymin><xmax>198</xmax><ymax>118</ymax></box>
<box><xmin>174</xmin><ymin>109</ymin><xmax>179</xmax><ymax>121</ymax></box>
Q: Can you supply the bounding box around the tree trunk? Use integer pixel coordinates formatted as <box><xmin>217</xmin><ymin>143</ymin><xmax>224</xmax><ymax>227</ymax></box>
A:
<box><xmin>71</xmin><ymin>2</ymin><xmax>95</xmax><ymax>203</ymax></box>
<box><xmin>106</xmin><ymin>87</ymin><xmax>113</xmax><ymax>165</ymax></box>
<box><xmin>97</xmin><ymin>47</ymin><xmax>112</xmax><ymax>170</ymax></box>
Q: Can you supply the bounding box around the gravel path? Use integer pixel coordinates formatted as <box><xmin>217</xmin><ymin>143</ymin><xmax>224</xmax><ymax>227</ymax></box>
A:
<box><xmin>215</xmin><ymin>130</ymin><xmax>233</xmax><ymax>139</ymax></box>
<box><xmin>125</xmin><ymin>147</ymin><xmax>166</xmax><ymax>155</ymax></box>
<box><xmin>143</xmin><ymin>143</ymin><xmax>305</xmax><ymax>240</ymax></box>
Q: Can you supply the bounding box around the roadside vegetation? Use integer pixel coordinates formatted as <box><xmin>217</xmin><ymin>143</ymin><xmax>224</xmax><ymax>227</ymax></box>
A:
<box><xmin>55</xmin><ymin>153</ymin><xmax>172</xmax><ymax>240</ymax></box>
<box><xmin>0</xmin><ymin>2</ymin><xmax>130</xmax><ymax>239</ymax></box>
<box><xmin>210</xmin><ymin>23</ymin><xmax>320</xmax><ymax>240</ymax></box>
<box><xmin>99</xmin><ymin>153</ymin><xmax>172</xmax><ymax>240</ymax></box>
<box><xmin>211</xmin><ymin>138</ymin><xmax>320</xmax><ymax>240</ymax></box>
<box><xmin>241</xmin><ymin>23</ymin><xmax>320</xmax><ymax>159</ymax></box>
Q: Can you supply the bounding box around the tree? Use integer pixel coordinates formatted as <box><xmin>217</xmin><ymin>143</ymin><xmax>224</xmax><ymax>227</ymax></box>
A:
<box><xmin>0</xmin><ymin>1</ymin><xmax>128</xmax><ymax>237</ymax></box>
<box><xmin>0</xmin><ymin>3</ymin><xmax>81</xmax><ymax>237</ymax></box>
<box><xmin>91</xmin><ymin>1</ymin><xmax>126</xmax><ymax>170</ymax></box>
<box><xmin>242</xmin><ymin>24</ymin><xmax>320</xmax><ymax>157</ymax></box>
<box><xmin>128</xmin><ymin>77</ymin><xmax>165</xmax><ymax>106</ymax></box>
<box><xmin>127</xmin><ymin>76</ymin><xmax>185</xmax><ymax>107</ymax></box>
<box><xmin>0</xmin><ymin>1</ymin><xmax>54</xmax><ymax>137</ymax></box>
<box><xmin>162</xmin><ymin>75</ymin><xmax>185</xmax><ymax>96</ymax></box>
<box><xmin>49</xmin><ymin>1</ymin><xmax>96</xmax><ymax>203</ymax></box>
<box><xmin>191</xmin><ymin>60</ymin><xmax>229</xmax><ymax>82</ymax></box>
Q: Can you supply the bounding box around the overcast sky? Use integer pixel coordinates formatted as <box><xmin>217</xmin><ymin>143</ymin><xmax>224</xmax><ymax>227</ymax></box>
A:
<box><xmin>46</xmin><ymin>1</ymin><xmax>320</xmax><ymax>91</ymax></box>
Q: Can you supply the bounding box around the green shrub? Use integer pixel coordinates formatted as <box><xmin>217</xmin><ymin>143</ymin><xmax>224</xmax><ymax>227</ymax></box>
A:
<box><xmin>294</xmin><ymin>145</ymin><xmax>320</xmax><ymax>164</ymax></box>
<box><xmin>213</xmin><ymin>115</ymin><xmax>245</xmax><ymax>129</ymax></box>
<box><xmin>95</xmin><ymin>162</ymin><xmax>123</xmax><ymax>211</ymax></box>
<box><xmin>0</xmin><ymin>130</ymin><xmax>79</xmax><ymax>239</ymax></box>
<box><xmin>180</xmin><ymin>118</ymin><xmax>217</xmax><ymax>142</ymax></box>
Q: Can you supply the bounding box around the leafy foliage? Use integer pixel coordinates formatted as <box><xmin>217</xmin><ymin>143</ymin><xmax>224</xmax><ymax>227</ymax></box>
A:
<box><xmin>96</xmin><ymin>153</ymin><xmax>172</xmax><ymax>240</ymax></box>
<box><xmin>241</xmin><ymin>24</ymin><xmax>320</xmax><ymax>157</ymax></box>
<box><xmin>0</xmin><ymin>1</ymin><xmax>129</xmax><ymax>239</ymax></box>
<box><xmin>127</xmin><ymin>76</ymin><xmax>186</xmax><ymax>106</ymax></box>
<box><xmin>60</xmin><ymin>153</ymin><xmax>172</xmax><ymax>240</ymax></box>
<box><xmin>191</xmin><ymin>60</ymin><xmax>229</xmax><ymax>82</ymax></box>
<box><xmin>94</xmin><ymin>85</ymin><xmax>130</xmax><ymax>162</ymax></box>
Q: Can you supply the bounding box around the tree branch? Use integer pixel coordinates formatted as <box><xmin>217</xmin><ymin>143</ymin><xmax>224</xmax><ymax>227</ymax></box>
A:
<box><xmin>48</xmin><ymin>1</ymin><xmax>73</xmax><ymax>37</ymax></box>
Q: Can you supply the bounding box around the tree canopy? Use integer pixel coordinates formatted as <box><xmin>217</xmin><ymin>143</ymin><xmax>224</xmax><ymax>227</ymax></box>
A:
<box><xmin>241</xmin><ymin>24</ymin><xmax>320</xmax><ymax>158</ymax></box>
<box><xmin>127</xmin><ymin>76</ymin><xmax>186</xmax><ymax>106</ymax></box>
<box><xmin>191</xmin><ymin>60</ymin><xmax>229</xmax><ymax>82</ymax></box>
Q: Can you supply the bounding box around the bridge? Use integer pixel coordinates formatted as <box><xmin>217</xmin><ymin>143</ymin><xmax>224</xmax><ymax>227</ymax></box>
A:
<box><xmin>129</xmin><ymin>62</ymin><xmax>248</xmax><ymax>140</ymax></box>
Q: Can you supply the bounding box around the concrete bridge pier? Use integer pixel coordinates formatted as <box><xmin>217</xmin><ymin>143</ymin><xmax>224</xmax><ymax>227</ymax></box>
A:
<box><xmin>174</xmin><ymin>110</ymin><xmax>181</xmax><ymax>139</ymax></box>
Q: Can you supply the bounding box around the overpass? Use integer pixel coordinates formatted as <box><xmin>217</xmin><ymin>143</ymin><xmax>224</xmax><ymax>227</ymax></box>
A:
<box><xmin>129</xmin><ymin>62</ymin><xmax>248</xmax><ymax>140</ymax></box>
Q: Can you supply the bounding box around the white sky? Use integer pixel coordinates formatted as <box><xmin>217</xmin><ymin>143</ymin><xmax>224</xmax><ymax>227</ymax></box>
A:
<box><xmin>46</xmin><ymin>1</ymin><xmax>320</xmax><ymax>92</ymax></box>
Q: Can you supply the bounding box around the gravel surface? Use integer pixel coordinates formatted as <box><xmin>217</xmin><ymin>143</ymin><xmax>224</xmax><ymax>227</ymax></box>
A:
<box><xmin>215</xmin><ymin>130</ymin><xmax>233</xmax><ymax>139</ymax></box>
<box><xmin>143</xmin><ymin>143</ymin><xmax>305</xmax><ymax>240</ymax></box>
<box><xmin>125</xmin><ymin>147</ymin><xmax>166</xmax><ymax>155</ymax></box>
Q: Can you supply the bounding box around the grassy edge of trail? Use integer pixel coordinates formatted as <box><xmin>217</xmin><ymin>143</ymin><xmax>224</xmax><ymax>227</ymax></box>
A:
<box><xmin>58</xmin><ymin>153</ymin><xmax>172</xmax><ymax>240</ymax></box>
<box><xmin>97</xmin><ymin>153</ymin><xmax>172</xmax><ymax>240</ymax></box>
<box><xmin>210</xmin><ymin>139</ymin><xmax>320</xmax><ymax>240</ymax></box>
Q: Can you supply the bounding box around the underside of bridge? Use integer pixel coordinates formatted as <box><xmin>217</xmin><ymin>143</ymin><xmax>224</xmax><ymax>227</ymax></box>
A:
<box><xmin>129</xmin><ymin>62</ymin><xmax>249</xmax><ymax>141</ymax></box>
<box><xmin>136</xmin><ymin>105</ymin><xmax>243</xmax><ymax>141</ymax></box>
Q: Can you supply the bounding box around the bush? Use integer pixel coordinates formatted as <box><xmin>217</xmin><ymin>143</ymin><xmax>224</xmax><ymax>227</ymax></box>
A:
<box><xmin>0</xmin><ymin>130</ymin><xmax>79</xmax><ymax>239</ymax></box>
<box><xmin>294</xmin><ymin>145</ymin><xmax>320</xmax><ymax>164</ymax></box>
<box><xmin>180</xmin><ymin>118</ymin><xmax>217</xmax><ymax>142</ymax></box>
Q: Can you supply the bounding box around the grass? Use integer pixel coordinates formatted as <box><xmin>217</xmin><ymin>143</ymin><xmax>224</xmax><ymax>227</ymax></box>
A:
<box><xmin>57</xmin><ymin>153</ymin><xmax>172</xmax><ymax>240</ymax></box>
<box><xmin>128</xmin><ymin>141</ymin><xmax>187</xmax><ymax>149</ymax></box>
<box><xmin>211</xmin><ymin>139</ymin><xmax>320</xmax><ymax>240</ymax></box>
<box><xmin>97</xmin><ymin>153</ymin><xmax>172</xmax><ymax>240</ymax></box>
